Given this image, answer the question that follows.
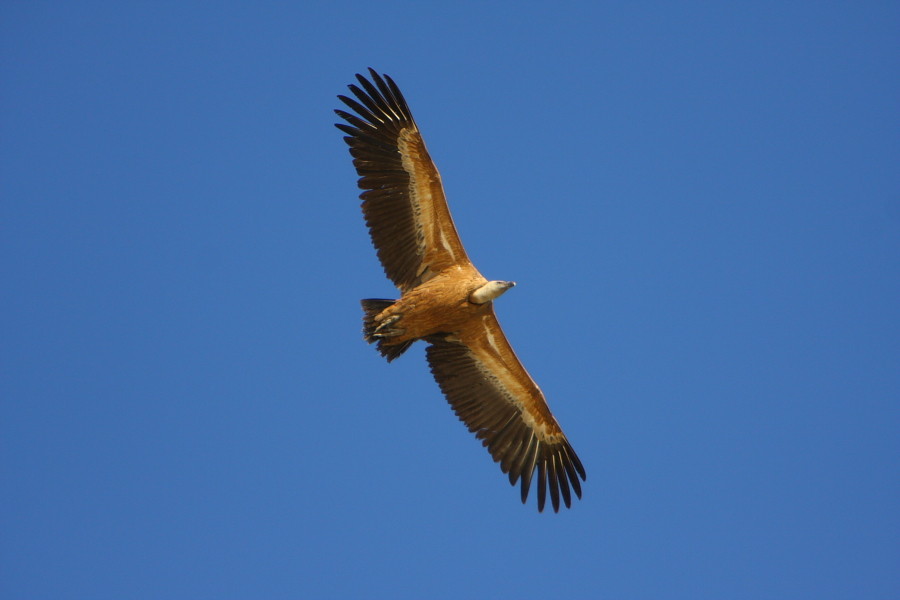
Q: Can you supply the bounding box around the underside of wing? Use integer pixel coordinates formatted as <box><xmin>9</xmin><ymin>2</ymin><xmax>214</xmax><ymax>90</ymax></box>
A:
<box><xmin>335</xmin><ymin>69</ymin><xmax>470</xmax><ymax>291</ymax></box>
<box><xmin>425</xmin><ymin>311</ymin><xmax>586</xmax><ymax>512</ymax></box>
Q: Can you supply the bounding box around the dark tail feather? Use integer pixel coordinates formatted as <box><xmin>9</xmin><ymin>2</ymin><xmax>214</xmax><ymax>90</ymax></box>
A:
<box><xmin>361</xmin><ymin>299</ymin><xmax>393</xmax><ymax>340</ymax></box>
<box><xmin>360</xmin><ymin>299</ymin><xmax>414</xmax><ymax>362</ymax></box>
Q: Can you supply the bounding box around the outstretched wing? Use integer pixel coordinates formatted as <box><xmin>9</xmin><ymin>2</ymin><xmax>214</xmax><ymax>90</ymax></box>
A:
<box><xmin>425</xmin><ymin>310</ymin><xmax>586</xmax><ymax>512</ymax></box>
<box><xmin>335</xmin><ymin>69</ymin><xmax>471</xmax><ymax>292</ymax></box>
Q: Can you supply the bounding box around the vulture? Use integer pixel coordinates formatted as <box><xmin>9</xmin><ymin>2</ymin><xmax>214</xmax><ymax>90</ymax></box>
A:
<box><xmin>335</xmin><ymin>69</ymin><xmax>586</xmax><ymax>512</ymax></box>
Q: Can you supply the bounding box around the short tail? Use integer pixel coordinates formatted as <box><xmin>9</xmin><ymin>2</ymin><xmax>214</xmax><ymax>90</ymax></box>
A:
<box><xmin>361</xmin><ymin>299</ymin><xmax>414</xmax><ymax>362</ymax></box>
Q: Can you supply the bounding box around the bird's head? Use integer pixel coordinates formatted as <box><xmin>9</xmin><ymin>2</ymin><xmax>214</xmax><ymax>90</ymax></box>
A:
<box><xmin>469</xmin><ymin>280</ymin><xmax>516</xmax><ymax>304</ymax></box>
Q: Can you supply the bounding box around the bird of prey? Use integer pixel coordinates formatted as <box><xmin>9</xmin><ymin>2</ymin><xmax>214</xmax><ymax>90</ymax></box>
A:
<box><xmin>335</xmin><ymin>69</ymin><xmax>585</xmax><ymax>512</ymax></box>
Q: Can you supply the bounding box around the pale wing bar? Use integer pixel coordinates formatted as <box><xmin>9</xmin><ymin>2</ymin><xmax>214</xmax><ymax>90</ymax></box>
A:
<box><xmin>425</xmin><ymin>337</ymin><xmax>586</xmax><ymax>512</ymax></box>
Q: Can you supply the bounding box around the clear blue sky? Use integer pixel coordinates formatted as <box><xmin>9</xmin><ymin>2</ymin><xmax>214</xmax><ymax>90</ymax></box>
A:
<box><xmin>2</xmin><ymin>2</ymin><xmax>898</xmax><ymax>598</ymax></box>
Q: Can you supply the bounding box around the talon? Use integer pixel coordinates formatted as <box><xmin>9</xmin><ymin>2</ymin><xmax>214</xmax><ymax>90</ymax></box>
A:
<box><xmin>374</xmin><ymin>315</ymin><xmax>400</xmax><ymax>334</ymax></box>
<box><xmin>374</xmin><ymin>329</ymin><xmax>400</xmax><ymax>338</ymax></box>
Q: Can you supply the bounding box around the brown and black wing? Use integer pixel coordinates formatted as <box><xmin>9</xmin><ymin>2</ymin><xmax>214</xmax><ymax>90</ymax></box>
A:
<box><xmin>425</xmin><ymin>310</ymin><xmax>586</xmax><ymax>512</ymax></box>
<box><xmin>336</xmin><ymin>69</ymin><xmax>471</xmax><ymax>292</ymax></box>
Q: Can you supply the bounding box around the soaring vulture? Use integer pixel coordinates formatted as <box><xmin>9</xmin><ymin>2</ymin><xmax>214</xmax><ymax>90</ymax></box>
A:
<box><xmin>335</xmin><ymin>69</ymin><xmax>586</xmax><ymax>512</ymax></box>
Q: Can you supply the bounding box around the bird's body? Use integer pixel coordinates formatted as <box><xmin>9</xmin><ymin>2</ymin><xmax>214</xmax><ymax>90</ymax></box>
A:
<box><xmin>367</xmin><ymin>264</ymin><xmax>488</xmax><ymax>344</ymax></box>
<box><xmin>336</xmin><ymin>69</ymin><xmax>586</xmax><ymax>512</ymax></box>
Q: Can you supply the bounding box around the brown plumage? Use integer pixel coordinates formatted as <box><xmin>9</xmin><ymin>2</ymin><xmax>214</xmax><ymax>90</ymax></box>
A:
<box><xmin>336</xmin><ymin>69</ymin><xmax>586</xmax><ymax>512</ymax></box>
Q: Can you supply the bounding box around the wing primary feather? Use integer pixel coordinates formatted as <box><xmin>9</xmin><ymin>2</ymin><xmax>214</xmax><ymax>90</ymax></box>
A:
<box><xmin>501</xmin><ymin>441</ymin><xmax>527</xmax><ymax>479</ymax></box>
<box><xmin>368</xmin><ymin>68</ymin><xmax>405</xmax><ymax>122</ymax></box>
<box><xmin>508</xmin><ymin>431</ymin><xmax>536</xmax><ymax>486</ymax></box>
<box><xmin>374</xmin><ymin>70</ymin><xmax>413</xmax><ymax>124</ymax></box>
<box><xmin>547</xmin><ymin>453</ymin><xmax>561</xmax><ymax>512</ymax></box>
<box><xmin>555</xmin><ymin>452</ymin><xmax>572</xmax><ymax>509</ymax></box>
<box><xmin>336</xmin><ymin>96</ymin><xmax>384</xmax><ymax>129</ymax></box>
<box><xmin>488</xmin><ymin>414</ymin><xmax>522</xmax><ymax>461</ymax></box>
<box><xmin>354</xmin><ymin>74</ymin><xmax>391</xmax><ymax>118</ymax></box>
<box><xmin>569</xmin><ymin>444</ymin><xmax>587</xmax><ymax>481</ymax></box>
<box><xmin>382</xmin><ymin>73</ymin><xmax>413</xmax><ymax>121</ymax></box>
<box><xmin>348</xmin><ymin>79</ymin><xmax>385</xmax><ymax>114</ymax></box>
<box><xmin>537</xmin><ymin>455</ymin><xmax>548</xmax><ymax>512</ymax></box>
<box><xmin>520</xmin><ymin>454</ymin><xmax>534</xmax><ymax>502</ymax></box>
<box><xmin>490</xmin><ymin>417</ymin><xmax>523</xmax><ymax>468</ymax></box>
<box><xmin>559</xmin><ymin>442</ymin><xmax>584</xmax><ymax>499</ymax></box>
<box><xmin>334</xmin><ymin>123</ymin><xmax>360</xmax><ymax>138</ymax></box>
<box><xmin>346</xmin><ymin>85</ymin><xmax>391</xmax><ymax>124</ymax></box>
<box><xmin>503</xmin><ymin>434</ymin><xmax>529</xmax><ymax>482</ymax></box>
<box><xmin>334</xmin><ymin>110</ymin><xmax>377</xmax><ymax>136</ymax></box>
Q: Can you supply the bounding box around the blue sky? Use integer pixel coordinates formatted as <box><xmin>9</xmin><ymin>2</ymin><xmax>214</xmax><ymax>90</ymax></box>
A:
<box><xmin>2</xmin><ymin>2</ymin><xmax>898</xmax><ymax>598</ymax></box>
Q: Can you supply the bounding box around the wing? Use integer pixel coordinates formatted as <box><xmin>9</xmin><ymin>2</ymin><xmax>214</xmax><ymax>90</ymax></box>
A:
<box><xmin>335</xmin><ymin>69</ymin><xmax>471</xmax><ymax>292</ymax></box>
<box><xmin>425</xmin><ymin>309</ymin><xmax>586</xmax><ymax>512</ymax></box>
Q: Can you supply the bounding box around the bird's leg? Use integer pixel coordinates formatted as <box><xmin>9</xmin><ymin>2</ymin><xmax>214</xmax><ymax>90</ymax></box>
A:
<box><xmin>373</xmin><ymin>314</ymin><xmax>403</xmax><ymax>337</ymax></box>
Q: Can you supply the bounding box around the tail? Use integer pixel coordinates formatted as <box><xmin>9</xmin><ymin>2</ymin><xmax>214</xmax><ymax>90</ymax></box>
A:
<box><xmin>361</xmin><ymin>299</ymin><xmax>414</xmax><ymax>363</ymax></box>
